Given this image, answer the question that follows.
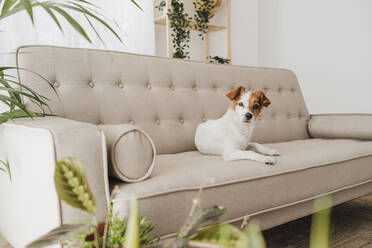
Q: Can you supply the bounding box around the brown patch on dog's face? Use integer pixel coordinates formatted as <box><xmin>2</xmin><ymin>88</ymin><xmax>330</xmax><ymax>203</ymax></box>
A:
<box><xmin>226</xmin><ymin>86</ymin><xmax>246</xmax><ymax>110</ymax></box>
<box><xmin>249</xmin><ymin>90</ymin><xmax>271</xmax><ymax>118</ymax></box>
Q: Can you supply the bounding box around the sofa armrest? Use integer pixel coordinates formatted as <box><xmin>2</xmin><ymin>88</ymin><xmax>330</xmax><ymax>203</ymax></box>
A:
<box><xmin>0</xmin><ymin>117</ymin><xmax>109</xmax><ymax>248</ymax></box>
<box><xmin>308</xmin><ymin>114</ymin><xmax>372</xmax><ymax>140</ymax></box>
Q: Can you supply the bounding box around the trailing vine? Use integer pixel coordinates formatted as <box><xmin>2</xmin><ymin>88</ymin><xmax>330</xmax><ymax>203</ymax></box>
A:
<box><xmin>192</xmin><ymin>0</ymin><xmax>215</xmax><ymax>39</ymax></box>
<box><xmin>209</xmin><ymin>55</ymin><xmax>230</xmax><ymax>64</ymax></box>
<box><xmin>167</xmin><ymin>0</ymin><xmax>192</xmax><ymax>59</ymax></box>
<box><xmin>155</xmin><ymin>0</ymin><xmax>166</xmax><ymax>11</ymax></box>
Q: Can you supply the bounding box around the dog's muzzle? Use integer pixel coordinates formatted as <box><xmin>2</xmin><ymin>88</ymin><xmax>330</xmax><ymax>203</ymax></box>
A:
<box><xmin>245</xmin><ymin>112</ymin><xmax>253</xmax><ymax>121</ymax></box>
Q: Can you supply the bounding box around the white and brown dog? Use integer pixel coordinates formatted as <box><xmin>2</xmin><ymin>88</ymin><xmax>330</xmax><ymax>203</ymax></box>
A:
<box><xmin>195</xmin><ymin>86</ymin><xmax>280</xmax><ymax>165</ymax></box>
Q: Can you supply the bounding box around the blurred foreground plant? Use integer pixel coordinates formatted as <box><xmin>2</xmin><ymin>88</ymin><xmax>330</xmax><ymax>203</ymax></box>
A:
<box><xmin>27</xmin><ymin>158</ymin><xmax>332</xmax><ymax>248</ymax></box>
<box><xmin>27</xmin><ymin>157</ymin><xmax>157</xmax><ymax>248</ymax></box>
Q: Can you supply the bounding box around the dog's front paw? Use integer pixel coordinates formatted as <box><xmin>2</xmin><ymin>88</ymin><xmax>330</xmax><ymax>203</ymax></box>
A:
<box><xmin>262</xmin><ymin>156</ymin><xmax>276</xmax><ymax>165</ymax></box>
<box><xmin>267</xmin><ymin>149</ymin><xmax>281</xmax><ymax>156</ymax></box>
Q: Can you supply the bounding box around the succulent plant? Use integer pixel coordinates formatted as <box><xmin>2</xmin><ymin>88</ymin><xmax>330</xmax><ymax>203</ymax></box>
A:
<box><xmin>54</xmin><ymin>157</ymin><xmax>97</xmax><ymax>215</ymax></box>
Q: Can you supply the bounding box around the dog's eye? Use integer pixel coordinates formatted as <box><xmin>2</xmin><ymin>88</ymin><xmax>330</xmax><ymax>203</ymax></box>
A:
<box><xmin>238</xmin><ymin>102</ymin><xmax>244</xmax><ymax>107</ymax></box>
<box><xmin>253</xmin><ymin>104</ymin><xmax>260</xmax><ymax>110</ymax></box>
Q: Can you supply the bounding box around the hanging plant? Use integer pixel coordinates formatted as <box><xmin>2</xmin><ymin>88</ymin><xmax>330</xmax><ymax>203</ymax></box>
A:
<box><xmin>155</xmin><ymin>0</ymin><xmax>166</xmax><ymax>11</ymax></box>
<box><xmin>209</xmin><ymin>55</ymin><xmax>230</xmax><ymax>64</ymax></box>
<box><xmin>167</xmin><ymin>0</ymin><xmax>192</xmax><ymax>59</ymax></box>
<box><xmin>193</xmin><ymin>0</ymin><xmax>222</xmax><ymax>18</ymax></box>
<box><xmin>192</xmin><ymin>0</ymin><xmax>221</xmax><ymax>39</ymax></box>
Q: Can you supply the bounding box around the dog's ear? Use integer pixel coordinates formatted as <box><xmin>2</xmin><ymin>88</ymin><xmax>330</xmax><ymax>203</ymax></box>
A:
<box><xmin>226</xmin><ymin>86</ymin><xmax>246</xmax><ymax>101</ymax></box>
<box><xmin>255</xmin><ymin>90</ymin><xmax>271</xmax><ymax>107</ymax></box>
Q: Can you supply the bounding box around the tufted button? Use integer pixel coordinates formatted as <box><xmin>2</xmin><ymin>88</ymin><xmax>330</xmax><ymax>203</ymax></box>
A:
<box><xmin>263</xmin><ymin>87</ymin><xmax>268</xmax><ymax>93</ymax></box>
<box><xmin>291</xmin><ymin>87</ymin><xmax>296</xmax><ymax>92</ymax></box>
<box><xmin>298</xmin><ymin>113</ymin><xmax>303</xmax><ymax>118</ymax></box>
<box><xmin>156</xmin><ymin>119</ymin><xmax>160</xmax><ymax>124</ymax></box>
<box><xmin>146</xmin><ymin>83</ymin><xmax>152</xmax><ymax>90</ymax></box>
<box><xmin>88</xmin><ymin>81</ymin><xmax>95</xmax><ymax>88</ymax></box>
<box><xmin>192</xmin><ymin>84</ymin><xmax>197</xmax><ymax>91</ymax></box>
<box><xmin>129</xmin><ymin>120</ymin><xmax>135</xmax><ymax>125</ymax></box>
<box><xmin>53</xmin><ymin>81</ymin><xmax>60</xmax><ymax>88</ymax></box>
<box><xmin>97</xmin><ymin>121</ymin><xmax>103</xmax><ymax>125</ymax></box>
<box><xmin>278</xmin><ymin>87</ymin><xmax>283</xmax><ymax>93</ymax></box>
<box><xmin>258</xmin><ymin>116</ymin><xmax>262</xmax><ymax>121</ymax></box>
<box><xmin>202</xmin><ymin>117</ymin><xmax>207</xmax><ymax>122</ymax></box>
<box><xmin>212</xmin><ymin>85</ymin><xmax>217</xmax><ymax>91</ymax></box>
<box><xmin>287</xmin><ymin>114</ymin><xmax>291</xmax><ymax>119</ymax></box>
<box><xmin>272</xmin><ymin>114</ymin><xmax>277</xmax><ymax>120</ymax></box>
<box><xmin>118</xmin><ymin>82</ymin><xmax>124</xmax><ymax>88</ymax></box>
<box><xmin>179</xmin><ymin>118</ymin><xmax>184</xmax><ymax>124</ymax></box>
<box><xmin>170</xmin><ymin>84</ymin><xmax>175</xmax><ymax>91</ymax></box>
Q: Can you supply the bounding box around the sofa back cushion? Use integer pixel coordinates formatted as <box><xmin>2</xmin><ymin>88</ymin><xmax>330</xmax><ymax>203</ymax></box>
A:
<box><xmin>17</xmin><ymin>45</ymin><xmax>310</xmax><ymax>154</ymax></box>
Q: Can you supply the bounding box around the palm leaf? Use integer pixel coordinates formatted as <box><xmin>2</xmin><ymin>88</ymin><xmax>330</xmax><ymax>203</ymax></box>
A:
<box><xmin>58</xmin><ymin>2</ymin><xmax>122</xmax><ymax>42</ymax></box>
<box><xmin>47</xmin><ymin>4</ymin><xmax>91</xmax><ymax>43</ymax></box>
<box><xmin>39</xmin><ymin>2</ymin><xmax>62</xmax><ymax>31</ymax></box>
<box><xmin>54</xmin><ymin>158</ymin><xmax>97</xmax><ymax>215</ymax></box>
<box><xmin>130</xmin><ymin>0</ymin><xmax>143</xmax><ymax>11</ymax></box>
<box><xmin>0</xmin><ymin>160</ymin><xmax>11</xmax><ymax>182</ymax></box>
<box><xmin>26</xmin><ymin>224</ymin><xmax>86</xmax><ymax>248</ymax></box>
<box><xmin>1</xmin><ymin>0</ymin><xmax>17</xmax><ymax>15</ymax></box>
<box><xmin>20</xmin><ymin>0</ymin><xmax>33</xmax><ymax>23</ymax></box>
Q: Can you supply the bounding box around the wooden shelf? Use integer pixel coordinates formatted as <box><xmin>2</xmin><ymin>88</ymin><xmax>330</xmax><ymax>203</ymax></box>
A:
<box><xmin>155</xmin><ymin>15</ymin><xmax>227</xmax><ymax>32</ymax></box>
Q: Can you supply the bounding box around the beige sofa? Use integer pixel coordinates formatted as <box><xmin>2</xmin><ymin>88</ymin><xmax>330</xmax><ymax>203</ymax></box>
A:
<box><xmin>1</xmin><ymin>45</ymin><xmax>372</xmax><ymax>248</ymax></box>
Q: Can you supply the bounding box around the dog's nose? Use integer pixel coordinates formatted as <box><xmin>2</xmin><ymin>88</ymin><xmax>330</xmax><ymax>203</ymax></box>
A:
<box><xmin>245</xmin><ymin>113</ymin><xmax>253</xmax><ymax>120</ymax></box>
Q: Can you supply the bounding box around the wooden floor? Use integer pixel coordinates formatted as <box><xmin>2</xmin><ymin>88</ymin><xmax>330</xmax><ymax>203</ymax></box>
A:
<box><xmin>1</xmin><ymin>194</ymin><xmax>371</xmax><ymax>248</ymax></box>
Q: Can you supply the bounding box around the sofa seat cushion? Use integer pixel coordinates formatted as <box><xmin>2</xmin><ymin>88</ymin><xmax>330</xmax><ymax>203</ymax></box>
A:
<box><xmin>111</xmin><ymin>139</ymin><xmax>372</xmax><ymax>236</ymax></box>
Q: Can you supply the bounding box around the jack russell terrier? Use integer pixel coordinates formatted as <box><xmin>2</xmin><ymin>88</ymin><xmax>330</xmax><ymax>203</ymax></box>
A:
<box><xmin>195</xmin><ymin>86</ymin><xmax>280</xmax><ymax>165</ymax></box>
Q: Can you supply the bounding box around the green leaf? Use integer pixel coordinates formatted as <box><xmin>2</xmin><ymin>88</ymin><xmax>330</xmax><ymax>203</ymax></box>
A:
<box><xmin>130</xmin><ymin>0</ymin><xmax>143</xmax><ymax>11</ymax></box>
<box><xmin>192</xmin><ymin>224</ymin><xmax>247</xmax><ymax>248</ymax></box>
<box><xmin>242</xmin><ymin>220</ymin><xmax>266</xmax><ymax>248</ymax></box>
<box><xmin>48</xmin><ymin>4</ymin><xmax>91</xmax><ymax>43</ymax></box>
<box><xmin>1</xmin><ymin>0</ymin><xmax>17</xmax><ymax>16</ymax></box>
<box><xmin>179</xmin><ymin>205</ymin><xmax>226</xmax><ymax>238</ymax></box>
<box><xmin>0</xmin><ymin>94</ymin><xmax>35</xmax><ymax>118</ymax></box>
<box><xmin>20</xmin><ymin>0</ymin><xmax>34</xmax><ymax>24</ymax></box>
<box><xmin>54</xmin><ymin>158</ymin><xmax>97</xmax><ymax>215</ymax></box>
<box><xmin>124</xmin><ymin>197</ymin><xmax>140</xmax><ymax>248</ymax></box>
<box><xmin>26</xmin><ymin>224</ymin><xmax>86</xmax><ymax>248</ymax></box>
<box><xmin>39</xmin><ymin>2</ymin><xmax>62</xmax><ymax>31</ymax></box>
<box><xmin>310</xmin><ymin>197</ymin><xmax>332</xmax><ymax>248</ymax></box>
<box><xmin>0</xmin><ymin>160</ymin><xmax>11</xmax><ymax>182</ymax></box>
<box><xmin>59</xmin><ymin>2</ymin><xmax>122</xmax><ymax>42</ymax></box>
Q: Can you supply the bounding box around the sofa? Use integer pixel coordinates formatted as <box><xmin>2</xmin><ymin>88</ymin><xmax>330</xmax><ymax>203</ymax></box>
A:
<box><xmin>1</xmin><ymin>45</ymin><xmax>372</xmax><ymax>248</ymax></box>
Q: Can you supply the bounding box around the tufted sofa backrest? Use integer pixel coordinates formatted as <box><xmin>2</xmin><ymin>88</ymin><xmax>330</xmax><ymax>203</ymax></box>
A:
<box><xmin>17</xmin><ymin>45</ymin><xmax>310</xmax><ymax>154</ymax></box>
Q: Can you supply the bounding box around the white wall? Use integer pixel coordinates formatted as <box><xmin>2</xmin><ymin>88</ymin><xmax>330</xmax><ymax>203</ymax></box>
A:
<box><xmin>258</xmin><ymin>0</ymin><xmax>372</xmax><ymax>114</ymax></box>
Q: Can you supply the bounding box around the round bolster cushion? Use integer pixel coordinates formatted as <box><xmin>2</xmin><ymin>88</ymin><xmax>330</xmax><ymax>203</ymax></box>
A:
<box><xmin>100</xmin><ymin>124</ymin><xmax>156</xmax><ymax>183</ymax></box>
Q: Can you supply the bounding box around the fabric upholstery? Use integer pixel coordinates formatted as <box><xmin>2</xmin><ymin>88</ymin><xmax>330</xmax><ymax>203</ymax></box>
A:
<box><xmin>100</xmin><ymin>124</ymin><xmax>156</xmax><ymax>182</ymax></box>
<box><xmin>309</xmin><ymin>114</ymin><xmax>372</xmax><ymax>140</ymax></box>
<box><xmin>111</xmin><ymin>139</ymin><xmax>372</xmax><ymax>236</ymax></box>
<box><xmin>10</xmin><ymin>117</ymin><xmax>110</xmax><ymax>222</ymax></box>
<box><xmin>16</xmin><ymin>45</ymin><xmax>310</xmax><ymax>154</ymax></box>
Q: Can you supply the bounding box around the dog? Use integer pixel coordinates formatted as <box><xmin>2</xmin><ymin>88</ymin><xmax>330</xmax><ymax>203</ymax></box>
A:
<box><xmin>195</xmin><ymin>86</ymin><xmax>280</xmax><ymax>165</ymax></box>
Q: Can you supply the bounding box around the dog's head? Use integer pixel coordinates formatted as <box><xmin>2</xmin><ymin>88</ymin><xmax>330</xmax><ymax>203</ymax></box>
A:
<box><xmin>226</xmin><ymin>86</ymin><xmax>271</xmax><ymax>123</ymax></box>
